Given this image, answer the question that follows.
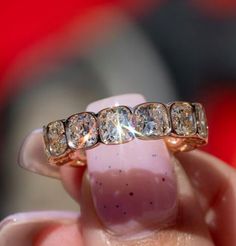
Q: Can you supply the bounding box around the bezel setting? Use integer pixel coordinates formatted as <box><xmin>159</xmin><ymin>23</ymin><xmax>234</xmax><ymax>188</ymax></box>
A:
<box><xmin>170</xmin><ymin>102</ymin><xmax>197</xmax><ymax>137</ymax></box>
<box><xmin>44</xmin><ymin>120</ymin><xmax>68</xmax><ymax>157</ymax></box>
<box><xmin>66</xmin><ymin>112</ymin><xmax>99</xmax><ymax>150</ymax></box>
<box><xmin>97</xmin><ymin>106</ymin><xmax>135</xmax><ymax>145</ymax></box>
<box><xmin>193</xmin><ymin>103</ymin><xmax>208</xmax><ymax>138</ymax></box>
<box><xmin>134</xmin><ymin>102</ymin><xmax>171</xmax><ymax>139</ymax></box>
<box><xmin>43</xmin><ymin>101</ymin><xmax>208</xmax><ymax>166</ymax></box>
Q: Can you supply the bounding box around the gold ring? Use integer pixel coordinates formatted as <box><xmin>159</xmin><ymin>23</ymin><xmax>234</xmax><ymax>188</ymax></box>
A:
<box><xmin>43</xmin><ymin>101</ymin><xmax>208</xmax><ymax>166</ymax></box>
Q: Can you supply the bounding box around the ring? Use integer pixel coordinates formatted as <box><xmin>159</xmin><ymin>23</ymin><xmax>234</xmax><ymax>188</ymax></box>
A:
<box><xmin>43</xmin><ymin>101</ymin><xmax>208</xmax><ymax>166</ymax></box>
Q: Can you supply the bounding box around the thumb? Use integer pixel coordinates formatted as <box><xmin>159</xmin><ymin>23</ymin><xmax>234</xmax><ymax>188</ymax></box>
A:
<box><xmin>75</xmin><ymin>94</ymin><xmax>213</xmax><ymax>245</ymax></box>
<box><xmin>79</xmin><ymin>155</ymin><xmax>214</xmax><ymax>246</ymax></box>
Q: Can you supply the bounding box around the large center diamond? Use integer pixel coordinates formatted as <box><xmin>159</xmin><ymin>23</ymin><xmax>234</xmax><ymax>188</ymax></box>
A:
<box><xmin>98</xmin><ymin>106</ymin><xmax>134</xmax><ymax>144</ymax></box>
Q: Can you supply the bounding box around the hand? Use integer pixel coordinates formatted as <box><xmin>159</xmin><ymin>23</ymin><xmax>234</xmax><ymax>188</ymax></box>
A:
<box><xmin>1</xmin><ymin>94</ymin><xmax>235</xmax><ymax>246</ymax></box>
<box><xmin>1</xmin><ymin>150</ymin><xmax>235</xmax><ymax>246</ymax></box>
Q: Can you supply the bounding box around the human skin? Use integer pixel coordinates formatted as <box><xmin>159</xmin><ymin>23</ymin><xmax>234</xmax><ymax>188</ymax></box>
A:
<box><xmin>1</xmin><ymin>94</ymin><xmax>236</xmax><ymax>246</ymax></box>
<box><xmin>58</xmin><ymin>150</ymin><xmax>236</xmax><ymax>246</ymax></box>
<box><xmin>1</xmin><ymin>150</ymin><xmax>235</xmax><ymax>246</ymax></box>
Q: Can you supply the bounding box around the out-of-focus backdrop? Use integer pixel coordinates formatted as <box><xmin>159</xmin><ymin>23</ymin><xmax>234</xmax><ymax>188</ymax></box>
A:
<box><xmin>1</xmin><ymin>0</ymin><xmax>236</xmax><ymax>220</ymax></box>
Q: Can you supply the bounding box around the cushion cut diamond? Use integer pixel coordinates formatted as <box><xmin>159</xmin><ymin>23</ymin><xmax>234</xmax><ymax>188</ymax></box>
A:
<box><xmin>134</xmin><ymin>103</ymin><xmax>170</xmax><ymax>138</ymax></box>
<box><xmin>66</xmin><ymin>113</ymin><xmax>98</xmax><ymax>149</ymax></box>
<box><xmin>98</xmin><ymin>106</ymin><xmax>134</xmax><ymax>144</ymax></box>
<box><xmin>171</xmin><ymin>102</ymin><xmax>196</xmax><ymax>136</ymax></box>
<box><xmin>194</xmin><ymin>103</ymin><xmax>208</xmax><ymax>138</ymax></box>
<box><xmin>46</xmin><ymin>121</ymin><xmax>67</xmax><ymax>156</ymax></box>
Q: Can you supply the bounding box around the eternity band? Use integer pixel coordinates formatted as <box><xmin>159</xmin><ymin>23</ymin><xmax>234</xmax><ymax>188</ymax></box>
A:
<box><xmin>43</xmin><ymin>101</ymin><xmax>208</xmax><ymax>166</ymax></box>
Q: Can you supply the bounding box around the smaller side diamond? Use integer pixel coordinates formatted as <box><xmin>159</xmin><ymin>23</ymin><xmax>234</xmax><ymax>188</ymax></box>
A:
<box><xmin>170</xmin><ymin>102</ymin><xmax>196</xmax><ymax>136</ymax></box>
<box><xmin>98</xmin><ymin>106</ymin><xmax>134</xmax><ymax>144</ymax></box>
<box><xmin>134</xmin><ymin>103</ymin><xmax>171</xmax><ymax>138</ymax></box>
<box><xmin>194</xmin><ymin>103</ymin><xmax>208</xmax><ymax>138</ymax></box>
<box><xmin>46</xmin><ymin>120</ymin><xmax>67</xmax><ymax>156</ymax></box>
<box><xmin>66</xmin><ymin>112</ymin><xmax>98</xmax><ymax>149</ymax></box>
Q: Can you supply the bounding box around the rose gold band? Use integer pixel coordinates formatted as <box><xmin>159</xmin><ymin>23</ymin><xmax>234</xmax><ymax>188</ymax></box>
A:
<box><xmin>43</xmin><ymin>101</ymin><xmax>208</xmax><ymax>166</ymax></box>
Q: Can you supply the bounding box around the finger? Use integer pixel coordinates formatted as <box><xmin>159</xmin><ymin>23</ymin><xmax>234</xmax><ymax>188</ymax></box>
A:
<box><xmin>78</xmin><ymin>159</ymin><xmax>214</xmax><ymax>246</ymax></box>
<box><xmin>61</xmin><ymin>94</ymin><xmax>214</xmax><ymax>245</ymax></box>
<box><xmin>0</xmin><ymin>211</ymin><xmax>82</xmax><ymax>246</ymax></box>
<box><xmin>18</xmin><ymin>128</ymin><xmax>61</xmax><ymax>179</ymax></box>
<box><xmin>176</xmin><ymin>150</ymin><xmax>236</xmax><ymax>246</ymax></box>
<box><xmin>34</xmin><ymin>223</ymin><xmax>83</xmax><ymax>246</ymax></box>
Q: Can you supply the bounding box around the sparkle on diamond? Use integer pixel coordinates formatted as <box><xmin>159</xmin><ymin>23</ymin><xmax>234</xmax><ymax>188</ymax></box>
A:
<box><xmin>194</xmin><ymin>103</ymin><xmax>208</xmax><ymax>138</ymax></box>
<box><xmin>66</xmin><ymin>113</ymin><xmax>98</xmax><ymax>149</ymax></box>
<box><xmin>170</xmin><ymin>102</ymin><xmax>196</xmax><ymax>136</ymax></box>
<box><xmin>98</xmin><ymin>106</ymin><xmax>134</xmax><ymax>144</ymax></box>
<box><xmin>134</xmin><ymin>103</ymin><xmax>171</xmax><ymax>138</ymax></box>
<box><xmin>46</xmin><ymin>120</ymin><xmax>67</xmax><ymax>156</ymax></box>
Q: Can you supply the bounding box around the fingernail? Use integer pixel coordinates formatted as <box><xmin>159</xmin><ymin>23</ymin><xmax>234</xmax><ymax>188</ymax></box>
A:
<box><xmin>18</xmin><ymin>129</ymin><xmax>61</xmax><ymax>179</ymax></box>
<box><xmin>86</xmin><ymin>93</ymin><xmax>177</xmax><ymax>237</ymax></box>
<box><xmin>0</xmin><ymin>211</ymin><xmax>79</xmax><ymax>246</ymax></box>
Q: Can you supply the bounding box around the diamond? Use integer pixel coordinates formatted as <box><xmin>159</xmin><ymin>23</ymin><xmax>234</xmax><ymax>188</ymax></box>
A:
<box><xmin>66</xmin><ymin>112</ymin><xmax>98</xmax><ymax>149</ymax></box>
<box><xmin>194</xmin><ymin>103</ymin><xmax>208</xmax><ymax>138</ymax></box>
<box><xmin>134</xmin><ymin>103</ymin><xmax>171</xmax><ymax>138</ymax></box>
<box><xmin>98</xmin><ymin>106</ymin><xmax>134</xmax><ymax>144</ymax></box>
<box><xmin>46</xmin><ymin>120</ymin><xmax>67</xmax><ymax>156</ymax></box>
<box><xmin>170</xmin><ymin>102</ymin><xmax>196</xmax><ymax>136</ymax></box>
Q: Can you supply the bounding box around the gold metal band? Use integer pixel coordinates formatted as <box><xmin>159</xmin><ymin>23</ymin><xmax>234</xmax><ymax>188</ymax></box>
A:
<box><xmin>43</xmin><ymin>101</ymin><xmax>208</xmax><ymax>166</ymax></box>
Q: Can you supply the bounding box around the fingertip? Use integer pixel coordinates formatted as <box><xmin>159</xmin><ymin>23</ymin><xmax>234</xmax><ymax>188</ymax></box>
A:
<box><xmin>18</xmin><ymin>128</ymin><xmax>61</xmax><ymax>179</ymax></box>
<box><xmin>0</xmin><ymin>211</ymin><xmax>80</xmax><ymax>246</ymax></box>
<box><xmin>34</xmin><ymin>223</ymin><xmax>83</xmax><ymax>246</ymax></box>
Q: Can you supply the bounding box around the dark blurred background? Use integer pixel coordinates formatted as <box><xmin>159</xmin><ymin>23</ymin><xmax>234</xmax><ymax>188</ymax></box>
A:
<box><xmin>1</xmin><ymin>0</ymin><xmax>236</xmax><ymax>220</ymax></box>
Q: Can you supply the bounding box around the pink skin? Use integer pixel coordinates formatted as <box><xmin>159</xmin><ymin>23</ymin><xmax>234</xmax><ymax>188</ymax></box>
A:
<box><xmin>18</xmin><ymin>129</ymin><xmax>60</xmax><ymax>179</ymax></box>
<box><xmin>86</xmin><ymin>94</ymin><xmax>177</xmax><ymax>236</ymax></box>
<box><xmin>0</xmin><ymin>212</ymin><xmax>80</xmax><ymax>246</ymax></box>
